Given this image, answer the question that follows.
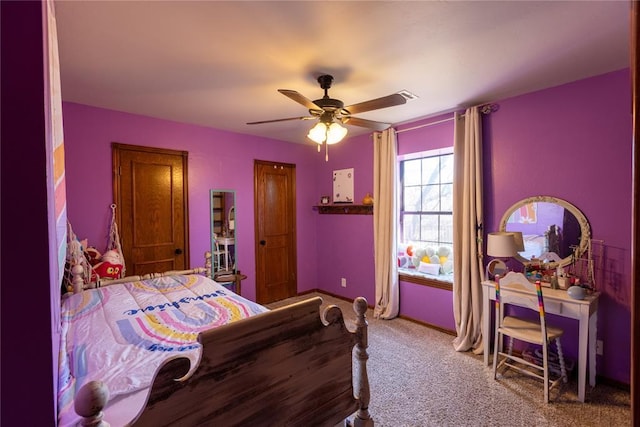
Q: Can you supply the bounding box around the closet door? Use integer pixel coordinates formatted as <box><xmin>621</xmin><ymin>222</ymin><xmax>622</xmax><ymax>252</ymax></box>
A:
<box><xmin>113</xmin><ymin>143</ymin><xmax>189</xmax><ymax>275</ymax></box>
<box><xmin>254</xmin><ymin>160</ymin><xmax>297</xmax><ymax>304</ymax></box>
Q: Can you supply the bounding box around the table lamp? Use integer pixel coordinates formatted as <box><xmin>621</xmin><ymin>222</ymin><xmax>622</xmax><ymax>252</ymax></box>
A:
<box><xmin>510</xmin><ymin>231</ymin><xmax>525</xmax><ymax>253</ymax></box>
<box><xmin>486</xmin><ymin>232</ymin><xmax>517</xmax><ymax>279</ymax></box>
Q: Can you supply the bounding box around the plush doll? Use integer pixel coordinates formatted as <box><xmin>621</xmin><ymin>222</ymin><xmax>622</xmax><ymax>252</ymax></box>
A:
<box><xmin>93</xmin><ymin>250</ymin><xmax>124</xmax><ymax>279</ymax></box>
<box><xmin>93</xmin><ymin>261</ymin><xmax>122</xmax><ymax>279</ymax></box>
<box><xmin>101</xmin><ymin>249</ymin><xmax>123</xmax><ymax>265</ymax></box>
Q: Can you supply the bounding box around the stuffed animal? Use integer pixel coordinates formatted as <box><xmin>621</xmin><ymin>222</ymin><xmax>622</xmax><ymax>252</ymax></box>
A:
<box><xmin>101</xmin><ymin>249</ymin><xmax>123</xmax><ymax>265</ymax></box>
<box><xmin>93</xmin><ymin>250</ymin><xmax>124</xmax><ymax>279</ymax></box>
<box><xmin>437</xmin><ymin>246</ymin><xmax>451</xmax><ymax>265</ymax></box>
<box><xmin>412</xmin><ymin>248</ymin><xmax>427</xmax><ymax>268</ymax></box>
<box><xmin>93</xmin><ymin>261</ymin><xmax>122</xmax><ymax>279</ymax></box>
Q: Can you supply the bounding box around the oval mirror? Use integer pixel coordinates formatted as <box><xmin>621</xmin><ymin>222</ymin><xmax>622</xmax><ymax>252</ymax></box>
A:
<box><xmin>499</xmin><ymin>195</ymin><xmax>590</xmax><ymax>268</ymax></box>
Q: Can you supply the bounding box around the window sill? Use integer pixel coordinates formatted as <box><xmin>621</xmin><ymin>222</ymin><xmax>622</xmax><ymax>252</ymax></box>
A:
<box><xmin>399</xmin><ymin>272</ymin><xmax>453</xmax><ymax>291</ymax></box>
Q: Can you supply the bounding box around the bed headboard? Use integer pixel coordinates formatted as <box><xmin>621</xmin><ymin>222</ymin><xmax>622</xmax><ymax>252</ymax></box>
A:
<box><xmin>66</xmin><ymin>250</ymin><xmax>212</xmax><ymax>294</ymax></box>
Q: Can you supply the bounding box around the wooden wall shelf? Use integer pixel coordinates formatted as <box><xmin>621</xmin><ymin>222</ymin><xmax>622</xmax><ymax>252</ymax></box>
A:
<box><xmin>314</xmin><ymin>204</ymin><xmax>373</xmax><ymax>215</ymax></box>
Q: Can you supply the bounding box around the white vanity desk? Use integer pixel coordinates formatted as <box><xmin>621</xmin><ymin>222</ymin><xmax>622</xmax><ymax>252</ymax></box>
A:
<box><xmin>482</xmin><ymin>280</ymin><xmax>600</xmax><ymax>402</ymax></box>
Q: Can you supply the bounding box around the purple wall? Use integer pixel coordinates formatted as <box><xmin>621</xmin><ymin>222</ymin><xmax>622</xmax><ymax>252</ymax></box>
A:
<box><xmin>62</xmin><ymin>103</ymin><xmax>322</xmax><ymax>301</ymax></box>
<box><xmin>315</xmin><ymin>136</ymin><xmax>376</xmax><ymax>301</ymax></box>
<box><xmin>321</xmin><ymin>69</ymin><xmax>631</xmax><ymax>384</ymax></box>
<box><xmin>484</xmin><ymin>69</ymin><xmax>632</xmax><ymax>384</ymax></box>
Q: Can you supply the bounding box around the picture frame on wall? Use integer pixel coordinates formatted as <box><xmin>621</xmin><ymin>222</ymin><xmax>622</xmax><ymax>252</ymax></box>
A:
<box><xmin>333</xmin><ymin>168</ymin><xmax>354</xmax><ymax>203</ymax></box>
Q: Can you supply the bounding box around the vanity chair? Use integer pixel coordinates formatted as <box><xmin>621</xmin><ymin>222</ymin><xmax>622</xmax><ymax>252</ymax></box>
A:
<box><xmin>211</xmin><ymin>233</ymin><xmax>229</xmax><ymax>273</ymax></box>
<box><xmin>492</xmin><ymin>272</ymin><xmax>568</xmax><ymax>403</ymax></box>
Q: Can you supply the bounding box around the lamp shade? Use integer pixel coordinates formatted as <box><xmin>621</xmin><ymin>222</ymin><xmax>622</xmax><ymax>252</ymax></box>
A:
<box><xmin>487</xmin><ymin>232</ymin><xmax>517</xmax><ymax>258</ymax></box>
<box><xmin>510</xmin><ymin>231</ymin><xmax>525</xmax><ymax>252</ymax></box>
<box><xmin>307</xmin><ymin>122</ymin><xmax>327</xmax><ymax>144</ymax></box>
<box><xmin>306</xmin><ymin>121</ymin><xmax>347</xmax><ymax>145</ymax></box>
<box><xmin>326</xmin><ymin>122</ymin><xmax>347</xmax><ymax>144</ymax></box>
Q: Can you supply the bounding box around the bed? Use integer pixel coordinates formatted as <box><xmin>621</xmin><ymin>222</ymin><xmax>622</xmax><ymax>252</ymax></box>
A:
<box><xmin>59</xmin><ymin>255</ymin><xmax>373</xmax><ymax>426</ymax></box>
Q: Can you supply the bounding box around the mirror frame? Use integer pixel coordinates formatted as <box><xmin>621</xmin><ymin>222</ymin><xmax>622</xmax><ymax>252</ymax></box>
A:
<box><xmin>499</xmin><ymin>195</ymin><xmax>591</xmax><ymax>268</ymax></box>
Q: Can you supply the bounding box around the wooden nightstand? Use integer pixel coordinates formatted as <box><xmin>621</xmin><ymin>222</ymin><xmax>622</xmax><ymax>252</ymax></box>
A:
<box><xmin>214</xmin><ymin>271</ymin><xmax>247</xmax><ymax>296</ymax></box>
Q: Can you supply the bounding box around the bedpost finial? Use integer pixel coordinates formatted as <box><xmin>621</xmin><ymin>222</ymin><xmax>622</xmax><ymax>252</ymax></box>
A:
<box><xmin>71</xmin><ymin>264</ymin><xmax>85</xmax><ymax>294</ymax></box>
<box><xmin>75</xmin><ymin>380</ymin><xmax>110</xmax><ymax>426</ymax></box>
<box><xmin>354</xmin><ymin>297</ymin><xmax>368</xmax><ymax>317</ymax></box>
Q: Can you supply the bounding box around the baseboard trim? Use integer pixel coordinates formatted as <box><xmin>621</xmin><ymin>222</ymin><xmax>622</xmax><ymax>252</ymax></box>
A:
<box><xmin>300</xmin><ymin>289</ymin><xmax>456</xmax><ymax>336</ymax></box>
<box><xmin>397</xmin><ymin>313</ymin><xmax>457</xmax><ymax>336</ymax></box>
<box><xmin>596</xmin><ymin>375</ymin><xmax>630</xmax><ymax>392</ymax></box>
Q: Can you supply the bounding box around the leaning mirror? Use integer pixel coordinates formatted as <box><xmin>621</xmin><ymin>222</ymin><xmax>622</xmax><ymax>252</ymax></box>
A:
<box><xmin>499</xmin><ymin>195</ymin><xmax>590</xmax><ymax>268</ymax></box>
<box><xmin>210</xmin><ymin>189</ymin><xmax>236</xmax><ymax>277</ymax></box>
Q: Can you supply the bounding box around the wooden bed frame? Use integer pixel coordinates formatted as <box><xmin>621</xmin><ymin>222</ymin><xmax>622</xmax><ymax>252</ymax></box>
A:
<box><xmin>68</xmin><ymin>262</ymin><xmax>374</xmax><ymax>426</ymax></box>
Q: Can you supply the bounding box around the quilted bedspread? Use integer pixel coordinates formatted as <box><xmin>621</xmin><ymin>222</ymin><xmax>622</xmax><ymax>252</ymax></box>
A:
<box><xmin>57</xmin><ymin>274</ymin><xmax>267</xmax><ymax>426</ymax></box>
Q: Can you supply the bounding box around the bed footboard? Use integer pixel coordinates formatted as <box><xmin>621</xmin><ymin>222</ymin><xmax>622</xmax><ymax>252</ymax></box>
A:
<box><xmin>75</xmin><ymin>297</ymin><xmax>373</xmax><ymax>427</ymax></box>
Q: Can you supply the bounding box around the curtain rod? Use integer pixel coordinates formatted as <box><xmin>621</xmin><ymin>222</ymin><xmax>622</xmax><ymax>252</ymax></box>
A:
<box><xmin>394</xmin><ymin>103</ymin><xmax>499</xmax><ymax>135</ymax></box>
<box><xmin>395</xmin><ymin>116</ymin><xmax>454</xmax><ymax>134</ymax></box>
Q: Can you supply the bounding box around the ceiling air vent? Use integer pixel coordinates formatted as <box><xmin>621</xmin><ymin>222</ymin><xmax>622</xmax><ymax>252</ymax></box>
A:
<box><xmin>397</xmin><ymin>90</ymin><xmax>418</xmax><ymax>101</ymax></box>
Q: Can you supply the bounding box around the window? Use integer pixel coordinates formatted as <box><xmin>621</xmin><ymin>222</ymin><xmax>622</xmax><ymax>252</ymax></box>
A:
<box><xmin>398</xmin><ymin>148</ymin><xmax>454</xmax><ymax>284</ymax></box>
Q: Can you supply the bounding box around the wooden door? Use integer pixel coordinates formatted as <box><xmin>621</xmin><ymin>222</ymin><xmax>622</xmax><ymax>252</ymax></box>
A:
<box><xmin>113</xmin><ymin>143</ymin><xmax>189</xmax><ymax>275</ymax></box>
<box><xmin>254</xmin><ymin>160</ymin><xmax>297</xmax><ymax>304</ymax></box>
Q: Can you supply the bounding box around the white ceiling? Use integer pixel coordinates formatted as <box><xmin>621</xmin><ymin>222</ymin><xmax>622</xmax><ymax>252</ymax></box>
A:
<box><xmin>54</xmin><ymin>1</ymin><xmax>630</xmax><ymax>144</ymax></box>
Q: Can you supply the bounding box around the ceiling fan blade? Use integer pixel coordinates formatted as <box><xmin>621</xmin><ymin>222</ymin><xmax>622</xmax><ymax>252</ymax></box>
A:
<box><xmin>344</xmin><ymin>93</ymin><xmax>407</xmax><ymax>115</ymax></box>
<box><xmin>342</xmin><ymin>116</ymin><xmax>391</xmax><ymax>131</ymax></box>
<box><xmin>246</xmin><ymin>116</ymin><xmax>315</xmax><ymax>125</ymax></box>
<box><xmin>278</xmin><ymin>89</ymin><xmax>322</xmax><ymax>111</ymax></box>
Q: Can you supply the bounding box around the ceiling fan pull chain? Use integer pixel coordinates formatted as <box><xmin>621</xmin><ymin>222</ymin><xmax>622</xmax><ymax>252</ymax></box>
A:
<box><xmin>325</xmin><ymin>142</ymin><xmax>329</xmax><ymax>162</ymax></box>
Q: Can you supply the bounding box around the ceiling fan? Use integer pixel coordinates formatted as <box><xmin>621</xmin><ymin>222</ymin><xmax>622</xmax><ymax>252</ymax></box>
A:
<box><xmin>246</xmin><ymin>74</ymin><xmax>408</xmax><ymax>135</ymax></box>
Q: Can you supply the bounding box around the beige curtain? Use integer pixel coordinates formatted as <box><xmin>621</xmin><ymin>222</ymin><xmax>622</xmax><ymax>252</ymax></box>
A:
<box><xmin>452</xmin><ymin>107</ymin><xmax>485</xmax><ymax>353</ymax></box>
<box><xmin>373</xmin><ymin>129</ymin><xmax>399</xmax><ymax>319</ymax></box>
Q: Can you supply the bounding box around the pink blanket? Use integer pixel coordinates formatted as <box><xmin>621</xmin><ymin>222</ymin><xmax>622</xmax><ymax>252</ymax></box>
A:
<box><xmin>57</xmin><ymin>274</ymin><xmax>266</xmax><ymax>426</ymax></box>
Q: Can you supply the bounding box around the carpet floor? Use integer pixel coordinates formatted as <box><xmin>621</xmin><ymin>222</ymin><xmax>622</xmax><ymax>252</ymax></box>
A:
<box><xmin>267</xmin><ymin>292</ymin><xmax>630</xmax><ymax>427</ymax></box>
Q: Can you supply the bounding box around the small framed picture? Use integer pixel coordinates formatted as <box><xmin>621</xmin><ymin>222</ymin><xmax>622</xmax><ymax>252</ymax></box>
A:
<box><xmin>320</xmin><ymin>196</ymin><xmax>330</xmax><ymax>205</ymax></box>
<box><xmin>333</xmin><ymin>168</ymin><xmax>354</xmax><ymax>203</ymax></box>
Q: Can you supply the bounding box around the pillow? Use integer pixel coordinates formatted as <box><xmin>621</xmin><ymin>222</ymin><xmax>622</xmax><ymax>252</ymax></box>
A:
<box><xmin>418</xmin><ymin>262</ymin><xmax>440</xmax><ymax>276</ymax></box>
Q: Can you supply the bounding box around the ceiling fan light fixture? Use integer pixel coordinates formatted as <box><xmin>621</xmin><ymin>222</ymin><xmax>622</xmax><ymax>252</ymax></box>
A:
<box><xmin>307</xmin><ymin>121</ymin><xmax>348</xmax><ymax>145</ymax></box>
<box><xmin>326</xmin><ymin>122</ymin><xmax>347</xmax><ymax>145</ymax></box>
<box><xmin>307</xmin><ymin>122</ymin><xmax>328</xmax><ymax>144</ymax></box>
